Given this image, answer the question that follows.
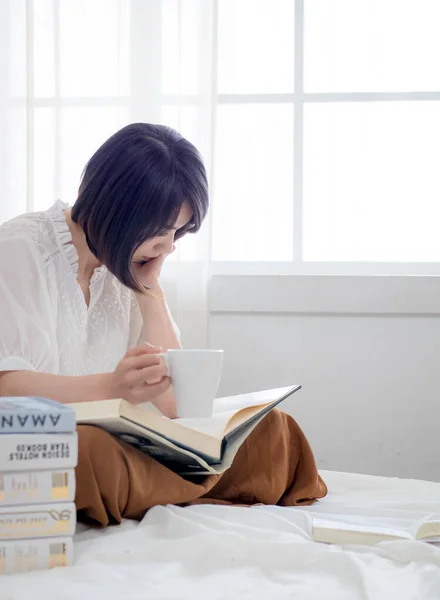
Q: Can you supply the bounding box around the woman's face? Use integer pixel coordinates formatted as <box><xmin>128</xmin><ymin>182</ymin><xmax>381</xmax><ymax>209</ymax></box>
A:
<box><xmin>131</xmin><ymin>201</ymin><xmax>193</xmax><ymax>264</ymax></box>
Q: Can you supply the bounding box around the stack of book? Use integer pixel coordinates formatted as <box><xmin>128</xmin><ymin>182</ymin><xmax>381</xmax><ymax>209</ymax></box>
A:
<box><xmin>0</xmin><ymin>397</ymin><xmax>78</xmax><ymax>575</ymax></box>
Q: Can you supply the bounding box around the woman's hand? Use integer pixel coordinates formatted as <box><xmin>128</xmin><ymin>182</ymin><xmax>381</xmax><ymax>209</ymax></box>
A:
<box><xmin>108</xmin><ymin>344</ymin><xmax>171</xmax><ymax>405</ymax></box>
<box><xmin>131</xmin><ymin>245</ymin><xmax>175</xmax><ymax>293</ymax></box>
<box><xmin>132</xmin><ymin>255</ymin><xmax>166</xmax><ymax>292</ymax></box>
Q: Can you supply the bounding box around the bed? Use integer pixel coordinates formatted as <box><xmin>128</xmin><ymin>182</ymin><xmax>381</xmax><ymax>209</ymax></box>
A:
<box><xmin>2</xmin><ymin>470</ymin><xmax>440</xmax><ymax>600</ymax></box>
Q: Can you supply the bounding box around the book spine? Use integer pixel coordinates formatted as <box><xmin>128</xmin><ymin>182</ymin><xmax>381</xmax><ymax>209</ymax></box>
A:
<box><xmin>0</xmin><ymin>536</ymin><xmax>73</xmax><ymax>574</ymax></box>
<box><xmin>0</xmin><ymin>432</ymin><xmax>78</xmax><ymax>472</ymax></box>
<box><xmin>0</xmin><ymin>470</ymin><xmax>75</xmax><ymax>506</ymax></box>
<box><xmin>0</xmin><ymin>502</ymin><xmax>76</xmax><ymax>540</ymax></box>
<box><xmin>0</xmin><ymin>410</ymin><xmax>76</xmax><ymax>434</ymax></box>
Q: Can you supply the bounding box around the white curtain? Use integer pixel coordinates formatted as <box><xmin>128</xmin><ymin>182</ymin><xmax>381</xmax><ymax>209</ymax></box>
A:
<box><xmin>0</xmin><ymin>0</ymin><xmax>217</xmax><ymax>348</ymax></box>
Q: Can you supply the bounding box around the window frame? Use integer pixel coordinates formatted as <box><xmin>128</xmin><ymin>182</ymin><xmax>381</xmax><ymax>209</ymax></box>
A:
<box><xmin>26</xmin><ymin>0</ymin><xmax>440</xmax><ymax>290</ymax></box>
<box><xmin>209</xmin><ymin>0</ymin><xmax>440</xmax><ymax>275</ymax></box>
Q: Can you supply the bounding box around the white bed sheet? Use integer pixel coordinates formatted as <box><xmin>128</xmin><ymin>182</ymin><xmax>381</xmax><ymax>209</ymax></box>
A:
<box><xmin>2</xmin><ymin>470</ymin><xmax>440</xmax><ymax>600</ymax></box>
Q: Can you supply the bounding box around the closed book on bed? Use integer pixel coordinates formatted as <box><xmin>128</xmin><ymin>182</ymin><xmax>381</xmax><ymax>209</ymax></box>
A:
<box><xmin>0</xmin><ymin>470</ymin><xmax>75</xmax><ymax>506</ymax></box>
<box><xmin>69</xmin><ymin>386</ymin><xmax>301</xmax><ymax>475</ymax></box>
<box><xmin>0</xmin><ymin>432</ymin><xmax>78</xmax><ymax>472</ymax></box>
<box><xmin>0</xmin><ymin>536</ymin><xmax>73</xmax><ymax>574</ymax></box>
<box><xmin>0</xmin><ymin>502</ymin><xmax>76</xmax><ymax>540</ymax></box>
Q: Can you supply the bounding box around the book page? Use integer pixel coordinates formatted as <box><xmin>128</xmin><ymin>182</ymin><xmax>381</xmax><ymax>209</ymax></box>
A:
<box><xmin>96</xmin><ymin>418</ymin><xmax>220</xmax><ymax>474</ymax></box>
<box><xmin>296</xmin><ymin>504</ymin><xmax>437</xmax><ymax>541</ymax></box>
<box><xmin>312</xmin><ymin>516</ymin><xmax>414</xmax><ymax>541</ymax></box>
<box><xmin>417</xmin><ymin>514</ymin><xmax>440</xmax><ymax>540</ymax></box>
<box><xmin>213</xmin><ymin>387</ymin><xmax>293</xmax><ymax>415</ymax></box>
<box><xmin>70</xmin><ymin>387</ymin><xmax>300</xmax><ymax>465</ymax></box>
<box><xmin>253</xmin><ymin>506</ymin><xmax>413</xmax><ymax>545</ymax></box>
<box><xmin>174</xmin><ymin>387</ymin><xmax>297</xmax><ymax>438</ymax></box>
<box><xmin>203</xmin><ymin>404</ymin><xmax>277</xmax><ymax>474</ymax></box>
<box><xmin>71</xmin><ymin>400</ymin><xmax>224</xmax><ymax>460</ymax></box>
<box><xmin>175</xmin><ymin>410</ymin><xmax>237</xmax><ymax>439</ymax></box>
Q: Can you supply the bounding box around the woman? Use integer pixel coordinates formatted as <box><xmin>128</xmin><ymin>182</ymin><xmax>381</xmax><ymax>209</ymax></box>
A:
<box><xmin>0</xmin><ymin>123</ymin><xmax>326</xmax><ymax>525</ymax></box>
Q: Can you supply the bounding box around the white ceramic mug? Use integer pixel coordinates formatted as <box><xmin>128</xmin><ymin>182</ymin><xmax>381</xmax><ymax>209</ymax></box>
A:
<box><xmin>159</xmin><ymin>349</ymin><xmax>224</xmax><ymax>418</ymax></box>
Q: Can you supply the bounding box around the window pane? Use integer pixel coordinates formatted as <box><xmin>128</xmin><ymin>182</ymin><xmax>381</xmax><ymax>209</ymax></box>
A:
<box><xmin>161</xmin><ymin>104</ymin><xmax>212</xmax><ymax>261</ymax></box>
<box><xmin>0</xmin><ymin>108</ymin><xmax>27</xmax><ymax>223</ymax></box>
<box><xmin>305</xmin><ymin>0</ymin><xmax>440</xmax><ymax>93</ymax></box>
<box><xmin>34</xmin><ymin>108</ymin><xmax>55</xmax><ymax>211</ymax></box>
<box><xmin>218</xmin><ymin>0</ymin><xmax>295</xmax><ymax>94</ymax></box>
<box><xmin>8</xmin><ymin>0</ymin><xmax>26</xmax><ymax>99</ymax></box>
<box><xmin>161</xmin><ymin>105</ymin><xmax>210</xmax><ymax>159</ymax></box>
<box><xmin>161</xmin><ymin>0</ymin><xmax>205</xmax><ymax>95</ymax></box>
<box><xmin>59</xmin><ymin>107</ymin><xmax>129</xmax><ymax>201</ymax></box>
<box><xmin>303</xmin><ymin>102</ymin><xmax>440</xmax><ymax>262</ymax></box>
<box><xmin>34</xmin><ymin>0</ymin><xmax>55</xmax><ymax>97</ymax></box>
<box><xmin>0</xmin><ymin>1</ymin><xmax>26</xmax><ymax>222</ymax></box>
<box><xmin>58</xmin><ymin>0</ymin><xmax>130</xmax><ymax>97</ymax></box>
<box><xmin>213</xmin><ymin>104</ymin><xmax>293</xmax><ymax>261</ymax></box>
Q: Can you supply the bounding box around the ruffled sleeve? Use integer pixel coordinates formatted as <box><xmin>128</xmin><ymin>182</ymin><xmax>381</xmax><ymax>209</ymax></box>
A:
<box><xmin>47</xmin><ymin>199</ymin><xmax>79</xmax><ymax>275</ymax></box>
<box><xmin>0</xmin><ymin>235</ymin><xmax>57</xmax><ymax>373</ymax></box>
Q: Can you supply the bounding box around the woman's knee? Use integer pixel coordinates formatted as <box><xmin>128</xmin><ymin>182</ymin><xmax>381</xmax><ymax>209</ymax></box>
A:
<box><xmin>251</xmin><ymin>408</ymin><xmax>286</xmax><ymax>437</ymax></box>
<box><xmin>76</xmin><ymin>425</ymin><xmax>120</xmax><ymax>466</ymax></box>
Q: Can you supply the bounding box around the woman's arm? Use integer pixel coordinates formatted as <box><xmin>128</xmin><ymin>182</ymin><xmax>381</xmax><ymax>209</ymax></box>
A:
<box><xmin>0</xmin><ymin>370</ymin><xmax>113</xmax><ymax>404</ymax></box>
<box><xmin>136</xmin><ymin>291</ymin><xmax>180</xmax><ymax>417</ymax></box>
<box><xmin>0</xmin><ymin>346</ymin><xmax>171</xmax><ymax>407</ymax></box>
<box><xmin>137</xmin><ymin>292</ymin><xmax>181</xmax><ymax>350</ymax></box>
<box><xmin>132</xmin><ymin>250</ymin><xmax>181</xmax><ymax>418</ymax></box>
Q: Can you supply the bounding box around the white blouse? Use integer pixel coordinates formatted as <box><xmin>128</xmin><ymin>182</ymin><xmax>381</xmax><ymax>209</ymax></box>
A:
<box><xmin>0</xmin><ymin>201</ymin><xmax>158</xmax><ymax>376</ymax></box>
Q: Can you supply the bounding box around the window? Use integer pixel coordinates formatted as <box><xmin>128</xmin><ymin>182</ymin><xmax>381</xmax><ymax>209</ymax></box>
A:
<box><xmin>31</xmin><ymin>0</ymin><xmax>131</xmax><ymax>209</ymax></box>
<box><xmin>213</xmin><ymin>0</ymin><xmax>440</xmax><ymax>272</ymax></box>
<box><xmin>24</xmin><ymin>1</ymin><xmax>440</xmax><ymax>273</ymax></box>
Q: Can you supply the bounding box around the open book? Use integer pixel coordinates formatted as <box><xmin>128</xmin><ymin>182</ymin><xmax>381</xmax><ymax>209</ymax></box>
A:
<box><xmin>69</xmin><ymin>386</ymin><xmax>300</xmax><ymax>475</ymax></box>
<box><xmin>257</xmin><ymin>504</ymin><xmax>440</xmax><ymax>545</ymax></box>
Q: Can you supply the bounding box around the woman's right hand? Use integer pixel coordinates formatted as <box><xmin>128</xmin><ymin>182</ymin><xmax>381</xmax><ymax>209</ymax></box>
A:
<box><xmin>109</xmin><ymin>344</ymin><xmax>171</xmax><ymax>405</ymax></box>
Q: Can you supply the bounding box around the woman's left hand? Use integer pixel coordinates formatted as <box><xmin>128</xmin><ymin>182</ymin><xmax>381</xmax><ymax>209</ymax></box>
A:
<box><xmin>132</xmin><ymin>254</ymin><xmax>167</xmax><ymax>292</ymax></box>
<box><xmin>132</xmin><ymin>243</ymin><xmax>176</xmax><ymax>292</ymax></box>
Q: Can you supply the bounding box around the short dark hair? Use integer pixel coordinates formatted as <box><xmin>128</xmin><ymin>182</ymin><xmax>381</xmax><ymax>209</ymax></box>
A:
<box><xmin>71</xmin><ymin>122</ymin><xmax>209</xmax><ymax>291</ymax></box>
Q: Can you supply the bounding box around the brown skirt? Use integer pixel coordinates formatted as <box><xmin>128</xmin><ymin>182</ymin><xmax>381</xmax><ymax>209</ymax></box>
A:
<box><xmin>75</xmin><ymin>409</ymin><xmax>327</xmax><ymax>527</ymax></box>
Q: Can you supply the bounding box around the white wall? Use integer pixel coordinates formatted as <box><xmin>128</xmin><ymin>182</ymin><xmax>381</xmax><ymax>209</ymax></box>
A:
<box><xmin>209</xmin><ymin>277</ymin><xmax>440</xmax><ymax>483</ymax></box>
